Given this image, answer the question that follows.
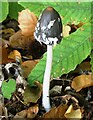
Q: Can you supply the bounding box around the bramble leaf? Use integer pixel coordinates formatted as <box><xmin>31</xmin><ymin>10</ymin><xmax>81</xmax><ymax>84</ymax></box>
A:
<box><xmin>2</xmin><ymin>79</ymin><xmax>16</xmax><ymax>99</ymax></box>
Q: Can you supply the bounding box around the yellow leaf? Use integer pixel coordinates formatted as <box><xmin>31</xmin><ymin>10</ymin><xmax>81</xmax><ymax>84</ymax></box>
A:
<box><xmin>64</xmin><ymin>105</ymin><xmax>82</xmax><ymax>119</ymax></box>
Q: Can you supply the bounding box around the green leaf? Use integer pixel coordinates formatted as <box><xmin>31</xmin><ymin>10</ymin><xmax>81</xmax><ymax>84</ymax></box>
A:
<box><xmin>9</xmin><ymin>2</ymin><xmax>24</xmax><ymax>20</ymax></box>
<box><xmin>0</xmin><ymin>0</ymin><xmax>9</xmax><ymax>22</ymax></box>
<box><xmin>23</xmin><ymin>2</ymin><xmax>91</xmax><ymax>86</ymax></box>
<box><xmin>18</xmin><ymin>1</ymin><xmax>45</xmax><ymax>16</ymax></box>
<box><xmin>28</xmin><ymin>23</ymin><xmax>91</xmax><ymax>86</ymax></box>
<box><xmin>2</xmin><ymin>79</ymin><xmax>16</xmax><ymax>99</ymax></box>
<box><xmin>18</xmin><ymin>2</ymin><xmax>91</xmax><ymax>24</ymax></box>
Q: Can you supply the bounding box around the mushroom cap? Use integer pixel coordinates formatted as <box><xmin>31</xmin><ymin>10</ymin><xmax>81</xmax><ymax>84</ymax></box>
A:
<box><xmin>34</xmin><ymin>7</ymin><xmax>62</xmax><ymax>45</ymax></box>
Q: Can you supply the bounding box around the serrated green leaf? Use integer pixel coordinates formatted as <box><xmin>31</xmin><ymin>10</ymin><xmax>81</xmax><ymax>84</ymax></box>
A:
<box><xmin>28</xmin><ymin>23</ymin><xmax>91</xmax><ymax>86</ymax></box>
<box><xmin>9</xmin><ymin>2</ymin><xmax>24</xmax><ymax>20</ymax></box>
<box><xmin>18</xmin><ymin>1</ymin><xmax>45</xmax><ymax>16</ymax></box>
<box><xmin>2</xmin><ymin>79</ymin><xmax>16</xmax><ymax>99</ymax></box>
<box><xmin>18</xmin><ymin>2</ymin><xmax>91</xmax><ymax>24</ymax></box>
<box><xmin>21</xmin><ymin>2</ymin><xmax>91</xmax><ymax>86</ymax></box>
<box><xmin>0</xmin><ymin>0</ymin><xmax>8</xmax><ymax>22</ymax></box>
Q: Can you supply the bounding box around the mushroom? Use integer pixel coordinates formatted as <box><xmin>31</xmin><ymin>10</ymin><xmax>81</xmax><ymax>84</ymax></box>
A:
<box><xmin>34</xmin><ymin>7</ymin><xmax>62</xmax><ymax>112</ymax></box>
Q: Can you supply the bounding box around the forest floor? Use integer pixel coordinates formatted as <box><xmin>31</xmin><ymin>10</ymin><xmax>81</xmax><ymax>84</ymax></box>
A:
<box><xmin>0</xmin><ymin>18</ymin><xmax>93</xmax><ymax>120</ymax></box>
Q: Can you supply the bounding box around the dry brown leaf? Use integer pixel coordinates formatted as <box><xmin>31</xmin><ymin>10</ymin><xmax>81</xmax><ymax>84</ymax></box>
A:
<box><xmin>8</xmin><ymin>50</ymin><xmax>21</xmax><ymax>61</ymax></box>
<box><xmin>14</xmin><ymin>110</ymin><xmax>27</xmax><ymax>118</ymax></box>
<box><xmin>0</xmin><ymin>47</ymin><xmax>15</xmax><ymax>64</ymax></box>
<box><xmin>71</xmin><ymin>74</ymin><xmax>93</xmax><ymax>92</ymax></box>
<box><xmin>64</xmin><ymin>104</ymin><xmax>82</xmax><ymax>119</ymax></box>
<box><xmin>63</xmin><ymin>25</ymin><xmax>71</xmax><ymax>37</ymax></box>
<box><xmin>75</xmin><ymin>62</ymin><xmax>91</xmax><ymax>73</ymax></box>
<box><xmin>1</xmin><ymin>28</ymin><xmax>15</xmax><ymax>40</ymax></box>
<box><xmin>27</xmin><ymin>104</ymin><xmax>39</xmax><ymax>118</ymax></box>
<box><xmin>18</xmin><ymin>9</ymin><xmax>37</xmax><ymax>36</ymax></box>
<box><xmin>9</xmin><ymin>30</ymin><xmax>34</xmax><ymax>50</ymax></box>
<box><xmin>15</xmin><ymin>105</ymin><xmax>39</xmax><ymax>118</ymax></box>
<box><xmin>23</xmin><ymin>81</ymin><xmax>42</xmax><ymax>104</ymax></box>
<box><xmin>42</xmin><ymin>104</ymin><xmax>68</xmax><ymax>118</ymax></box>
<box><xmin>22</xmin><ymin>60</ymin><xmax>39</xmax><ymax>78</ymax></box>
<box><xmin>1</xmin><ymin>38</ymin><xmax>9</xmax><ymax>48</ymax></box>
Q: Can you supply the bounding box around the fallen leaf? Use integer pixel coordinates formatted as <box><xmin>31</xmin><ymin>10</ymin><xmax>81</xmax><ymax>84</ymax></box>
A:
<box><xmin>64</xmin><ymin>104</ymin><xmax>82</xmax><ymax>119</ymax></box>
<box><xmin>71</xmin><ymin>74</ymin><xmax>93</xmax><ymax>92</ymax></box>
<box><xmin>23</xmin><ymin>81</ymin><xmax>42</xmax><ymax>104</ymax></box>
<box><xmin>42</xmin><ymin>104</ymin><xmax>68</xmax><ymax>118</ymax></box>
<box><xmin>18</xmin><ymin>9</ymin><xmax>37</xmax><ymax>36</ymax></box>
<box><xmin>1</xmin><ymin>38</ymin><xmax>9</xmax><ymax>48</ymax></box>
<box><xmin>1</xmin><ymin>47</ymin><xmax>15</xmax><ymax>64</ymax></box>
<box><xmin>9</xmin><ymin>30</ymin><xmax>34</xmax><ymax>51</ymax></box>
<box><xmin>14</xmin><ymin>109</ymin><xmax>27</xmax><ymax>118</ymax></box>
<box><xmin>27</xmin><ymin>104</ymin><xmax>39</xmax><ymax>118</ymax></box>
<box><xmin>22</xmin><ymin>60</ymin><xmax>39</xmax><ymax>78</ymax></box>
<box><xmin>14</xmin><ymin>104</ymin><xmax>39</xmax><ymax>118</ymax></box>
<box><xmin>8</xmin><ymin>50</ymin><xmax>22</xmax><ymax>62</ymax></box>
<box><xmin>1</xmin><ymin>28</ymin><xmax>15</xmax><ymax>40</ymax></box>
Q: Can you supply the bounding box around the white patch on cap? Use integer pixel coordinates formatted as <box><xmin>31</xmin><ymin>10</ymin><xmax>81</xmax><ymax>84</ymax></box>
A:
<box><xmin>48</xmin><ymin>37</ymin><xmax>58</xmax><ymax>45</ymax></box>
<box><xmin>42</xmin><ymin>33</ymin><xmax>46</xmax><ymax>40</ymax></box>
<box><xmin>41</xmin><ymin>26</ymin><xmax>46</xmax><ymax>31</ymax></box>
<box><xmin>58</xmin><ymin>18</ymin><xmax>60</xmax><ymax>22</ymax></box>
<box><xmin>45</xmin><ymin>38</ymin><xmax>49</xmax><ymax>45</ymax></box>
<box><xmin>5</xmin><ymin>63</ymin><xmax>13</xmax><ymax>74</ymax></box>
<box><xmin>48</xmin><ymin>20</ymin><xmax>55</xmax><ymax>29</ymax></box>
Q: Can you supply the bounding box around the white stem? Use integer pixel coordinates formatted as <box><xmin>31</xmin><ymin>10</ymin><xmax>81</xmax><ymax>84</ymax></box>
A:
<box><xmin>42</xmin><ymin>45</ymin><xmax>53</xmax><ymax>112</ymax></box>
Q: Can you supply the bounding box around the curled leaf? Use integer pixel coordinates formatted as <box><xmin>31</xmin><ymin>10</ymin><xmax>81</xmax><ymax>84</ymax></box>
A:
<box><xmin>71</xmin><ymin>75</ymin><xmax>93</xmax><ymax>92</ymax></box>
<box><xmin>18</xmin><ymin>9</ymin><xmax>37</xmax><ymax>36</ymax></box>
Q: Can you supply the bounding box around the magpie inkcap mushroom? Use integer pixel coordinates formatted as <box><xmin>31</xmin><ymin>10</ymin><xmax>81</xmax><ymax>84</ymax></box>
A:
<box><xmin>34</xmin><ymin>6</ymin><xmax>62</xmax><ymax>112</ymax></box>
<box><xmin>34</xmin><ymin>6</ymin><xmax>62</xmax><ymax>45</ymax></box>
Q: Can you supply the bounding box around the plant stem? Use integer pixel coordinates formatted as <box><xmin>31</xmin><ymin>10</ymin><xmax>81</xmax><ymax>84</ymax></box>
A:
<box><xmin>42</xmin><ymin>45</ymin><xmax>53</xmax><ymax>112</ymax></box>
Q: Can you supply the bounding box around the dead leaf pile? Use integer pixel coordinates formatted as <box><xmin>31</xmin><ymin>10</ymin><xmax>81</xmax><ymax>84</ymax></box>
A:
<box><xmin>41</xmin><ymin>95</ymin><xmax>83</xmax><ymax>119</ymax></box>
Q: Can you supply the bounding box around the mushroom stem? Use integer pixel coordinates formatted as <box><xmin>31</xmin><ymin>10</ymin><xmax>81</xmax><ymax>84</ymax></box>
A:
<box><xmin>42</xmin><ymin>45</ymin><xmax>53</xmax><ymax>112</ymax></box>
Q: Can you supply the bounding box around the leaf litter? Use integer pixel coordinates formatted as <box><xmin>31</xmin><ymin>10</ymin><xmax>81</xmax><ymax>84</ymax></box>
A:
<box><xmin>0</xmin><ymin>8</ymin><xmax>93</xmax><ymax>119</ymax></box>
